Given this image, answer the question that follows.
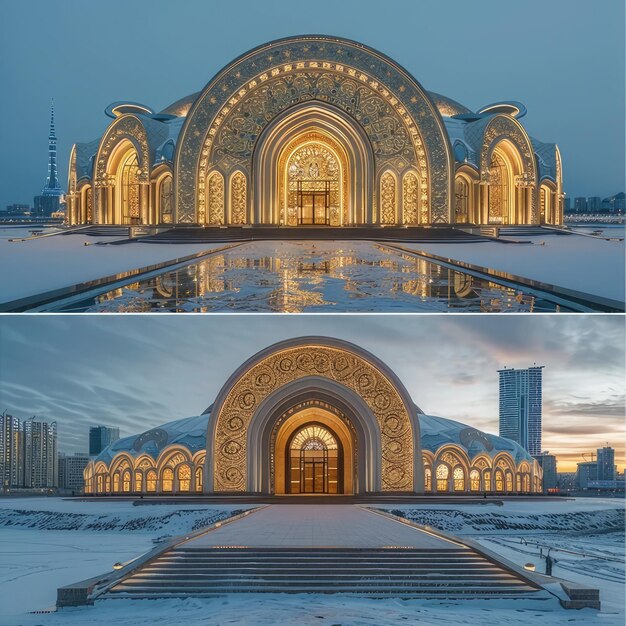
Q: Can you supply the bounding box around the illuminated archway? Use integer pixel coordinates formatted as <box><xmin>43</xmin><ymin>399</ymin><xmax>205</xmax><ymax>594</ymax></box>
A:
<box><xmin>207</xmin><ymin>337</ymin><xmax>421</xmax><ymax>494</ymax></box>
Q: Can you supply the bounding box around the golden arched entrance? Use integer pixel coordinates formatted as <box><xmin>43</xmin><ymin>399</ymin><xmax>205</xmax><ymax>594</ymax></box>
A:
<box><xmin>279</xmin><ymin>133</ymin><xmax>348</xmax><ymax>226</ymax></box>
<box><xmin>273</xmin><ymin>406</ymin><xmax>355</xmax><ymax>495</ymax></box>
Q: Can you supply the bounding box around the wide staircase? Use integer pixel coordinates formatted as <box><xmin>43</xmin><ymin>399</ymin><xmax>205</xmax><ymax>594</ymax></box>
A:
<box><xmin>103</xmin><ymin>546</ymin><xmax>544</xmax><ymax>600</ymax></box>
<box><xmin>136</xmin><ymin>226</ymin><xmax>486</xmax><ymax>245</ymax></box>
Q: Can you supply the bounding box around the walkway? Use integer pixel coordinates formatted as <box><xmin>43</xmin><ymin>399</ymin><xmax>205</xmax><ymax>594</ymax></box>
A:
<box><xmin>188</xmin><ymin>504</ymin><xmax>454</xmax><ymax>548</ymax></box>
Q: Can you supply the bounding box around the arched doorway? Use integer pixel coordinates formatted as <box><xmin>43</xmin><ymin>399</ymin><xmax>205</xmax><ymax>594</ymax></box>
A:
<box><xmin>281</xmin><ymin>137</ymin><xmax>345</xmax><ymax>226</ymax></box>
<box><xmin>272</xmin><ymin>405</ymin><xmax>356</xmax><ymax>495</ymax></box>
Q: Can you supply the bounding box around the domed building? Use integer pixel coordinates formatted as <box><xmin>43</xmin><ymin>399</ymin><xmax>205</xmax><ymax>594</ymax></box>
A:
<box><xmin>84</xmin><ymin>337</ymin><xmax>542</xmax><ymax>496</ymax></box>
<box><xmin>67</xmin><ymin>35</ymin><xmax>563</xmax><ymax>230</ymax></box>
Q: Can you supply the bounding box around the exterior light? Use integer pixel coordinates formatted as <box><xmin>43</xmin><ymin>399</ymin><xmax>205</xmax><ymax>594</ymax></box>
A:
<box><xmin>523</xmin><ymin>563</ymin><xmax>536</xmax><ymax>572</ymax></box>
<box><xmin>113</xmin><ymin>562</ymin><xmax>124</xmax><ymax>570</ymax></box>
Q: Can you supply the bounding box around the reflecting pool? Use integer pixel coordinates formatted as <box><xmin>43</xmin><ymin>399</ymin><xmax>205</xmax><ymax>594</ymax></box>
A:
<box><xmin>56</xmin><ymin>241</ymin><xmax>567</xmax><ymax>312</ymax></box>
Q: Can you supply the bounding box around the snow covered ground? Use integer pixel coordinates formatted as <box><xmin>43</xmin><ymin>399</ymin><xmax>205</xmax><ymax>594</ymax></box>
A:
<box><xmin>382</xmin><ymin>498</ymin><xmax>625</xmax><ymax>619</ymax></box>
<box><xmin>401</xmin><ymin>231</ymin><xmax>625</xmax><ymax>302</ymax></box>
<box><xmin>0</xmin><ymin>226</ymin><xmax>227</xmax><ymax>304</ymax></box>
<box><xmin>0</xmin><ymin>498</ymin><xmax>252</xmax><ymax>620</ymax></box>
<box><xmin>0</xmin><ymin>497</ymin><xmax>623</xmax><ymax>625</ymax></box>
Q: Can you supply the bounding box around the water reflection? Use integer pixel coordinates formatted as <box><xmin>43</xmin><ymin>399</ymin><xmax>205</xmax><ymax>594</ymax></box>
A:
<box><xmin>66</xmin><ymin>241</ymin><xmax>562</xmax><ymax>312</ymax></box>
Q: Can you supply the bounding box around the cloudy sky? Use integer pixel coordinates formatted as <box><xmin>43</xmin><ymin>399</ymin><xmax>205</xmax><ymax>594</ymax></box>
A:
<box><xmin>0</xmin><ymin>314</ymin><xmax>623</xmax><ymax>472</ymax></box>
<box><xmin>0</xmin><ymin>0</ymin><xmax>624</xmax><ymax>209</ymax></box>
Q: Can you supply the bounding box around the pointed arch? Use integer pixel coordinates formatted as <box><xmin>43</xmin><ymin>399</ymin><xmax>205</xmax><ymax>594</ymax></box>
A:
<box><xmin>379</xmin><ymin>170</ymin><xmax>398</xmax><ymax>225</ymax></box>
<box><xmin>206</xmin><ymin>170</ymin><xmax>225</xmax><ymax>225</ymax></box>
<box><xmin>229</xmin><ymin>170</ymin><xmax>248</xmax><ymax>225</ymax></box>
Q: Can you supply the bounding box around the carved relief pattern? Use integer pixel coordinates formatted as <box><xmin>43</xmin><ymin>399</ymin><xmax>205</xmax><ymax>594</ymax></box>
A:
<box><xmin>402</xmin><ymin>171</ymin><xmax>419</xmax><ymax>224</ymax></box>
<box><xmin>176</xmin><ymin>38</ymin><xmax>451</xmax><ymax>224</ymax></box>
<box><xmin>207</xmin><ymin>171</ymin><xmax>224</xmax><ymax>225</ymax></box>
<box><xmin>230</xmin><ymin>171</ymin><xmax>247</xmax><ymax>224</ymax></box>
<box><xmin>480</xmin><ymin>116</ymin><xmax>537</xmax><ymax>222</ymax></box>
<box><xmin>213</xmin><ymin>345</ymin><xmax>414</xmax><ymax>492</ymax></box>
<box><xmin>380</xmin><ymin>172</ymin><xmax>396</xmax><ymax>224</ymax></box>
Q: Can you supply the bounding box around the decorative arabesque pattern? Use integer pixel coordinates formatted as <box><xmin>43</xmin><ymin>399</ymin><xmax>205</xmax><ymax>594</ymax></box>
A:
<box><xmin>380</xmin><ymin>172</ymin><xmax>396</xmax><ymax>224</ymax></box>
<box><xmin>229</xmin><ymin>172</ymin><xmax>247</xmax><ymax>224</ymax></box>
<box><xmin>207</xmin><ymin>171</ymin><xmax>224</xmax><ymax>225</ymax></box>
<box><xmin>479</xmin><ymin>116</ymin><xmax>537</xmax><ymax>222</ymax></box>
<box><xmin>176</xmin><ymin>37</ymin><xmax>451</xmax><ymax>223</ymax></box>
<box><xmin>402</xmin><ymin>171</ymin><xmax>420</xmax><ymax>224</ymax></box>
<box><xmin>213</xmin><ymin>345</ymin><xmax>414</xmax><ymax>492</ymax></box>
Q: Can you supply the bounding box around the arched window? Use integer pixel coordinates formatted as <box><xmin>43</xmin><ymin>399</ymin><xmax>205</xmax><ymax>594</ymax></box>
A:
<box><xmin>120</xmin><ymin>151</ymin><xmax>140</xmax><ymax>224</ymax></box>
<box><xmin>159</xmin><ymin>176</ymin><xmax>173</xmax><ymax>224</ymax></box>
<box><xmin>380</xmin><ymin>171</ymin><xmax>397</xmax><ymax>225</ymax></box>
<box><xmin>96</xmin><ymin>474</ymin><xmax>104</xmax><ymax>494</ymax></box>
<box><xmin>135</xmin><ymin>471</ymin><xmax>144</xmax><ymax>493</ymax></box>
<box><xmin>523</xmin><ymin>474</ymin><xmax>531</xmax><ymax>493</ymax></box>
<box><xmin>505</xmin><ymin>471</ymin><xmax>513</xmax><ymax>493</ymax></box>
<box><xmin>177</xmin><ymin>465</ymin><xmax>191</xmax><ymax>492</ymax></box>
<box><xmin>453</xmin><ymin>466</ymin><xmax>465</xmax><ymax>492</ymax></box>
<box><xmin>230</xmin><ymin>171</ymin><xmax>247</xmax><ymax>224</ymax></box>
<box><xmin>455</xmin><ymin>178</ymin><xmax>469</xmax><ymax>223</ymax></box>
<box><xmin>112</xmin><ymin>472</ymin><xmax>121</xmax><ymax>493</ymax></box>
<box><xmin>494</xmin><ymin>469</ymin><xmax>504</xmax><ymax>492</ymax></box>
<box><xmin>470</xmin><ymin>469</ymin><xmax>480</xmax><ymax>491</ymax></box>
<box><xmin>162</xmin><ymin>467</ymin><xmax>174</xmax><ymax>492</ymax></box>
<box><xmin>207</xmin><ymin>171</ymin><xmax>225</xmax><ymax>225</ymax></box>
<box><xmin>436</xmin><ymin>464</ymin><xmax>449</xmax><ymax>492</ymax></box>
<box><xmin>195</xmin><ymin>467</ymin><xmax>203</xmax><ymax>492</ymax></box>
<box><xmin>488</xmin><ymin>152</ymin><xmax>510</xmax><ymax>224</ymax></box>
<box><xmin>146</xmin><ymin>470</ymin><xmax>157</xmax><ymax>492</ymax></box>
<box><xmin>122</xmin><ymin>470</ymin><xmax>131</xmax><ymax>493</ymax></box>
<box><xmin>105</xmin><ymin>476</ymin><xmax>111</xmax><ymax>493</ymax></box>
<box><xmin>424</xmin><ymin>467</ymin><xmax>432</xmax><ymax>492</ymax></box>
<box><xmin>402</xmin><ymin>171</ymin><xmax>420</xmax><ymax>224</ymax></box>
<box><xmin>516</xmin><ymin>474</ymin><xmax>522</xmax><ymax>492</ymax></box>
<box><xmin>483</xmin><ymin>469</ymin><xmax>491</xmax><ymax>492</ymax></box>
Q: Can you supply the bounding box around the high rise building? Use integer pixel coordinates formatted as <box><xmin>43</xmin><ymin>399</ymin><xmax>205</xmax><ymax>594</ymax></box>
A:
<box><xmin>0</xmin><ymin>411</ymin><xmax>23</xmax><ymax>489</ymax></box>
<box><xmin>22</xmin><ymin>418</ymin><xmax>58</xmax><ymax>488</ymax></box>
<box><xmin>33</xmin><ymin>101</ymin><xmax>65</xmax><ymax>217</ymax></box>
<box><xmin>586</xmin><ymin>196</ymin><xmax>602</xmax><ymax>212</ymax></box>
<box><xmin>597</xmin><ymin>446</ymin><xmax>615</xmax><ymax>481</ymax></box>
<box><xmin>574</xmin><ymin>197</ymin><xmax>587</xmax><ymax>213</ymax></box>
<box><xmin>533</xmin><ymin>452</ymin><xmax>557</xmax><ymax>492</ymax></box>
<box><xmin>89</xmin><ymin>425</ymin><xmax>120</xmax><ymax>456</ymax></box>
<box><xmin>58</xmin><ymin>452</ymin><xmax>89</xmax><ymax>491</ymax></box>
<box><xmin>563</xmin><ymin>196</ymin><xmax>571</xmax><ymax>212</ymax></box>
<box><xmin>576</xmin><ymin>461</ymin><xmax>597</xmax><ymax>489</ymax></box>
<box><xmin>498</xmin><ymin>366</ymin><xmax>544</xmax><ymax>456</ymax></box>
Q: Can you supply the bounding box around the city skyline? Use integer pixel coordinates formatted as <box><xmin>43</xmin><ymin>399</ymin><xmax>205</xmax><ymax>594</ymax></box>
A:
<box><xmin>0</xmin><ymin>0</ymin><xmax>624</xmax><ymax>210</ymax></box>
<box><xmin>1</xmin><ymin>315</ymin><xmax>623</xmax><ymax>472</ymax></box>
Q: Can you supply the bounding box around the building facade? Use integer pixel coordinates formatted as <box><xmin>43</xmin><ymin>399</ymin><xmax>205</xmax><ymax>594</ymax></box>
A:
<box><xmin>0</xmin><ymin>411</ymin><xmax>23</xmax><ymax>489</ymax></box>
<box><xmin>533</xmin><ymin>452</ymin><xmax>558</xmax><ymax>492</ymax></box>
<box><xmin>89</xmin><ymin>426</ymin><xmax>121</xmax><ymax>456</ymax></box>
<box><xmin>58</xmin><ymin>452</ymin><xmax>89</xmax><ymax>491</ymax></box>
<box><xmin>498</xmin><ymin>366</ymin><xmax>543</xmax><ymax>456</ymax></box>
<box><xmin>596</xmin><ymin>446</ymin><xmax>616</xmax><ymax>481</ymax></box>
<box><xmin>67</xmin><ymin>36</ymin><xmax>563</xmax><ymax>229</ymax></box>
<box><xmin>84</xmin><ymin>337</ymin><xmax>542</xmax><ymax>496</ymax></box>
<box><xmin>22</xmin><ymin>418</ymin><xmax>58</xmax><ymax>488</ymax></box>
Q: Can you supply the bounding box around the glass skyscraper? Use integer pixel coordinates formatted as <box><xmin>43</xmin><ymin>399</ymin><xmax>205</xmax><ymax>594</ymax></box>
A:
<box><xmin>498</xmin><ymin>366</ymin><xmax>544</xmax><ymax>456</ymax></box>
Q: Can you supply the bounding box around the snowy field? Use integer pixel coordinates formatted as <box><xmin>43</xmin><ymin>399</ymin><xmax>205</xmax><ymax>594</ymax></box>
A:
<box><xmin>0</xmin><ymin>498</ymin><xmax>252</xmax><ymax>621</ymax></box>
<box><xmin>0</xmin><ymin>497</ymin><xmax>623</xmax><ymax>625</ymax></box>
<box><xmin>382</xmin><ymin>498</ymin><xmax>625</xmax><ymax>619</ymax></box>
<box><xmin>402</xmin><ymin>230</ymin><xmax>625</xmax><ymax>302</ymax></box>
<box><xmin>0</xmin><ymin>226</ymin><xmax>227</xmax><ymax>304</ymax></box>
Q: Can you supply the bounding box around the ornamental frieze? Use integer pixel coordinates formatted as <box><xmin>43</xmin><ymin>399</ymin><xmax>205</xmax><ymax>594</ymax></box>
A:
<box><xmin>175</xmin><ymin>37</ymin><xmax>451</xmax><ymax>224</ymax></box>
<box><xmin>213</xmin><ymin>345</ymin><xmax>414</xmax><ymax>492</ymax></box>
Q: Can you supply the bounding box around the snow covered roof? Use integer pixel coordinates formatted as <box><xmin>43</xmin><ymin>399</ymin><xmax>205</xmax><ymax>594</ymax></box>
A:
<box><xmin>95</xmin><ymin>409</ymin><xmax>531</xmax><ymax>465</ymax></box>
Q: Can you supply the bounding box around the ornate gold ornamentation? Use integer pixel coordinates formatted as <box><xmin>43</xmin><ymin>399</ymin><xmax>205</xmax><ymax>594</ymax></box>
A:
<box><xmin>207</xmin><ymin>171</ymin><xmax>224</xmax><ymax>225</ymax></box>
<box><xmin>480</xmin><ymin>115</ymin><xmax>537</xmax><ymax>222</ymax></box>
<box><xmin>380</xmin><ymin>171</ymin><xmax>396</xmax><ymax>224</ymax></box>
<box><xmin>229</xmin><ymin>171</ymin><xmax>247</xmax><ymax>224</ymax></box>
<box><xmin>176</xmin><ymin>37</ymin><xmax>451</xmax><ymax>224</ymax></box>
<box><xmin>402</xmin><ymin>171</ymin><xmax>419</xmax><ymax>224</ymax></box>
<box><xmin>213</xmin><ymin>345</ymin><xmax>414</xmax><ymax>492</ymax></box>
